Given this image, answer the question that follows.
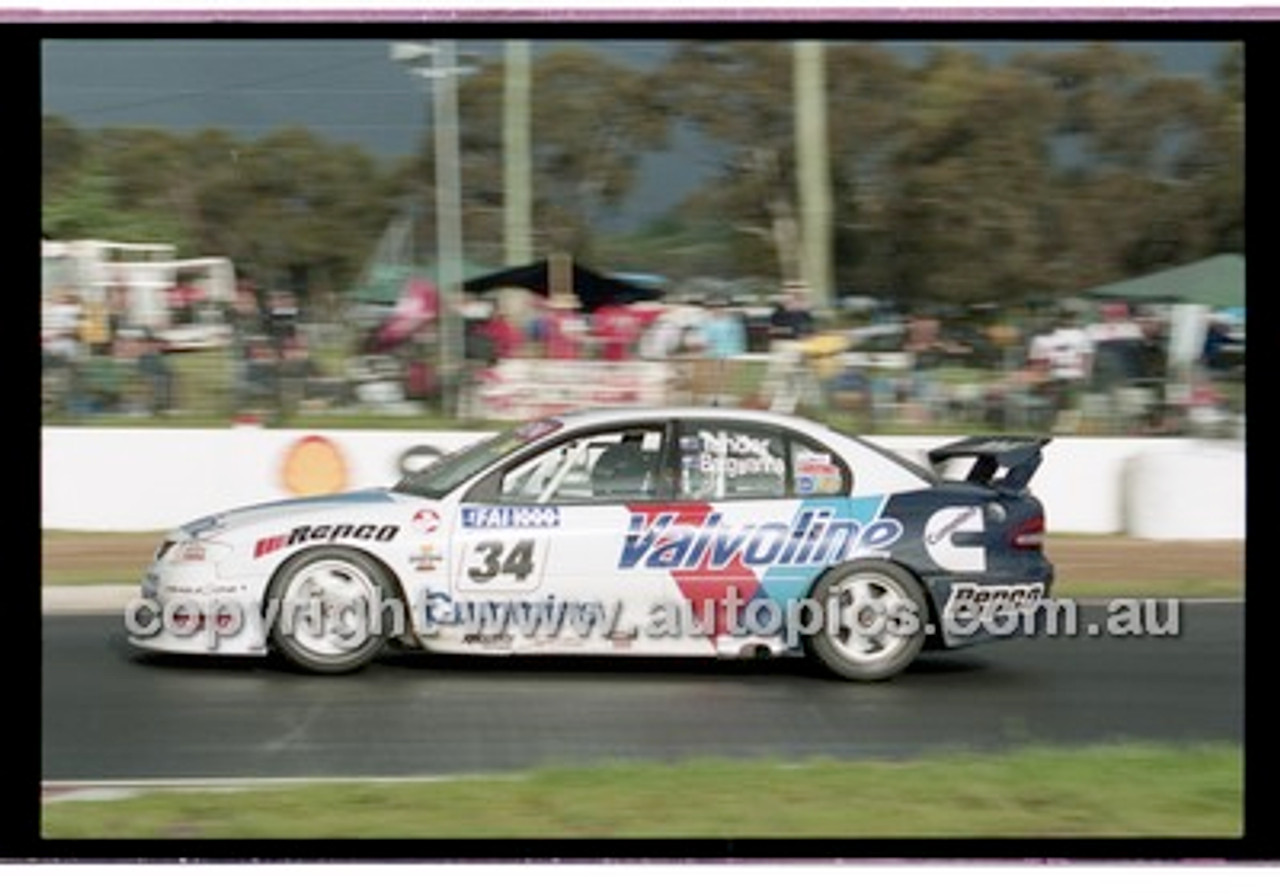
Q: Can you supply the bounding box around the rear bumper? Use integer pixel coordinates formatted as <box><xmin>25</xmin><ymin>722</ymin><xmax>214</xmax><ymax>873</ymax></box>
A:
<box><xmin>924</xmin><ymin>559</ymin><xmax>1055</xmax><ymax>648</ymax></box>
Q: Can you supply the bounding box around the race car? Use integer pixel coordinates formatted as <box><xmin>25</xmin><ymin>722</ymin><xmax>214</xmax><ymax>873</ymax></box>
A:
<box><xmin>130</xmin><ymin>407</ymin><xmax>1053</xmax><ymax>681</ymax></box>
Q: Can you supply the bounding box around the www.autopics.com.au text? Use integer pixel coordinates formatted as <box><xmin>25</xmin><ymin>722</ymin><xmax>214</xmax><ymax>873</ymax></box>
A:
<box><xmin>124</xmin><ymin>588</ymin><xmax>1183</xmax><ymax>653</ymax></box>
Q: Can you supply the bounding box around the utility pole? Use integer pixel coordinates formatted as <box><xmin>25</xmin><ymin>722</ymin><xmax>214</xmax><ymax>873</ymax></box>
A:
<box><xmin>432</xmin><ymin>39</ymin><xmax>465</xmax><ymax>416</ymax></box>
<box><xmin>504</xmin><ymin>40</ymin><xmax>533</xmax><ymax>267</ymax></box>
<box><xmin>794</xmin><ymin>40</ymin><xmax>834</xmax><ymax>311</ymax></box>
<box><xmin>390</xmin><ymin>40</ymin><xmax>474</xmax><ymax>416</ymax></box>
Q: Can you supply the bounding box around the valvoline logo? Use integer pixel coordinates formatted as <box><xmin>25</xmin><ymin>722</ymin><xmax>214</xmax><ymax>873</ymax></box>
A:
<box><xmin>619</xmin><ymin>502</ymin><xmax>902</xmax><ymax>571</ymax></box>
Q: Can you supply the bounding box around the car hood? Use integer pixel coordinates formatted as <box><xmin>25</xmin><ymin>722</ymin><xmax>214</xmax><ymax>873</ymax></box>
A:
<box><xmin>177</xmin><ymin>488</ymin><xmax>403</xmax><ymax>539</ymax></box>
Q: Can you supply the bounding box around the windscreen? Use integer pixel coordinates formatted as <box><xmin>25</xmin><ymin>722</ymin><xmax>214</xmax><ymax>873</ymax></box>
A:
<box><xmin>392</xmin><ymin>418</ymin><xmax>563</xmax><ymax>499</ymax></box>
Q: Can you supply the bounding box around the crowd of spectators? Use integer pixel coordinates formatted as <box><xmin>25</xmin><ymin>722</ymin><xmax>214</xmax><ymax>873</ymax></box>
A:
<box><xmin>227</xmin><ymin>281</ymin><xmax>319</xmax><ymax>416</ymax></box>
<box><xmin>481</xmin><ymin>281</ymin><xmax>1240</xmax><ymax>435</ymax></box>
<box><xmin>320</xmin><ymin>279</ymin><xmax>1246</xmax><ymax>435</ymax></box>
<box><xmin>42</xmin><ymin>286</ymin><xmax>176</xmax><ymax>417</ymax></box>
<box><xmin>461</xmin><ymin>280</ymin><xmax>816</xmax><ymax>367</ymax></box>
<box><xmin>41</xmin><ymin>277</ymin><xmax>318</xmax><ymax>420</ymax></box>
<box><xmin>43</xmin><ymin>269</ymin><xmax>1243</xmax><ymax>437</ymax></box>
<box><xmin>880</xmin><ymin>300</ymin><xmax>1240</xmax><ymax>434</ymax></box>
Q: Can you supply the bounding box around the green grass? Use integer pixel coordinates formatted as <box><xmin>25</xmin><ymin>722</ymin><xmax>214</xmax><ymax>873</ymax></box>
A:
<box><xmin>41</xmin><ymin>530</ymin><xmax>161</xmax><ymax>587</ymax></box>
<box><xmin>1054</xmin><ymin>578</ymin><xmax>1243</xmax><ymax>600</ymax></box>
<box><xmin>42</xmin><ymin>743</ymin><xmax>1241</xmax><ymax>839</ymax></box>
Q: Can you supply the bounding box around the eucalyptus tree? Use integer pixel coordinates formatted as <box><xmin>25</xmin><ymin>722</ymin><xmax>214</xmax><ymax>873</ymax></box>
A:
<box><xmin>47</xmin><ymin>119</ymin><xmax>400</xmax><ymax>306</ymax></box>
<box><xmin>1010</xmin><ymin>42</ymin><xmax>1244</xmax><ymax>290</ymax></box>
<box><xmin>653</xmin><ymin>41</ymin><xmax>802</xmax><ymax>282</ymax></box>
<box><xmin>42</xmin><ymin>114</ymin><xmax>88</xmax><ymax>198</ymax></box>
<box><xmin>880</xmin><ymin>46</ymin><xmax>1060</xmax><ymax>309</ymax></box>
<box><xmin>822</xmin><ymin>43</ymin><xmax>913</xmax><ymax>299</ymax></box>
<box><xmin>408</xmin><ymin>45</ymin><xmax>674</xmax><ymax>266</ymax></box>
<box><xmin>43</xmin><ymin>122</ymin><xmax>192</xmax><ymax>245</ymax></box>
<box><xmin>228</xmin><ymin>126</ymin><xmax>400</xmax><ymax>301</ymax></box>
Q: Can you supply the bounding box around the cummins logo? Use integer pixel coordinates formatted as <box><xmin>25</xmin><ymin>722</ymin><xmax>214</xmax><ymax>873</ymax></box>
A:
<box><xmin>924</xmin><ymin>506</ymin><xmax>986</xmax><ymax>572</ymax></box>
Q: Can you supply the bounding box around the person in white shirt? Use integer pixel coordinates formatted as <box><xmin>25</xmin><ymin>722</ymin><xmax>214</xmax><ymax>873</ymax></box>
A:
<box><xmin>1028</xmin><ymin>312</ymin><xmax>1093</xmax><ymax>416</ymax></box>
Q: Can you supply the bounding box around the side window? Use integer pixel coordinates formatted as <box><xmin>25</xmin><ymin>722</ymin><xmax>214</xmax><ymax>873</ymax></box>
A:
<box><xmin>496</xmin><ymin>427</ymin><xmax>665</xmax><ymax>503</ymax></box>
<box><xmin>677</xmin><ymin>424</ymin><xmax>787</xmax><ymax>500</ymax></box>
<box><xmin>675</xmin><ymin>423</ymin><xmax>851</xmax><ymax>500</ymax></box>
<box><xmin>790</xmin><ymin>439</ymin><xmax>851</xmax><ymax>496</ymax></box>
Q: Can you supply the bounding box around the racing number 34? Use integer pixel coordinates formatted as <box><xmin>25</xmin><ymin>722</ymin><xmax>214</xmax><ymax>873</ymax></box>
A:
<box><xmin>467</xmin><ymin>538</ymin><xmax>537</xmax><ymax>583</ymax></box>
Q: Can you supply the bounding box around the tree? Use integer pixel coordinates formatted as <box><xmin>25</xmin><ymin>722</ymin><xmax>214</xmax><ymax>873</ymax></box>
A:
<box><xmin>1199</xmin><ymin>43</ymin><xmax>1244</xmax><ymax>252</ymax></box>
<box><xmin>1013</xmin><ymin>42</ymin><xmax>1244</xmax><ymax>287</ymax></box>
<box><xmin>231</xmin><ymin>127</ymin><xmax>400</xmax><ymax>303</ymax></box>
<box><xmin>824</xmin><ymin>43</ymin><xmax>913</xmax><ymax>297</ymax></box>
<box><xmin>42</xmin><ymin>41</ymin><xmax>1243</xmax><ymax>316</ymax></box>
<box><xmin>383</xmin><ymin>46</ymin><xmax>672</xmax><ymax>268</ymax></box>
<box><xmin>42</xmin><ymin>118</ymin><xmax>401</xmax><ymax>314</ymax></box>
<box><xmin>42</xmin><ymin>115</ymin><xmax>88</xmax><ymax>198</ymax></box>
<box><xmin>877</xmin><ymin>47</ymin><xmax>1059</xmax><ymax>308</ymax></box>
<box><xmin>653</xmin><ymin>42</ymin><xmax>801</xmax><ymax>281</ymax></box>
<box><xmin>42</xmin><ymin>154</ymin><xmax>187</xmax><ymax>244</ymax></box>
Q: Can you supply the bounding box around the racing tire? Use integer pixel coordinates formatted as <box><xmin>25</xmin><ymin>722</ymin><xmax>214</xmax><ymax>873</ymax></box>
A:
<box><xmin>803</xmin><ymin>560</ymin><xmax>930</xmax><ymax>682</ymax></box>
<box><xmin>266</xmin><ymin>546</ymin><xmax>398</xmax><ymax>674</ymax></box>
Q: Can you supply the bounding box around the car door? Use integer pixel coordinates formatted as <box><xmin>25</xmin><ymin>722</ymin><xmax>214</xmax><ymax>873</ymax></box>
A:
<box><xmin>661</xmin><ymin>418</ymin><xmax>891</xmax><ymax>655</ymax></box>
<box><xmin>452</xmin><ymin>421</ymin><xmax>687</xmax><ymax>655</ymax></box>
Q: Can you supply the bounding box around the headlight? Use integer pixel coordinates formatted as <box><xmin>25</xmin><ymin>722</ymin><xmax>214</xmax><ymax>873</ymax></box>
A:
<box><xmin>164</xmin><ymin>540</ymin><xmax>233</xmax><ymax>565</ymax></box>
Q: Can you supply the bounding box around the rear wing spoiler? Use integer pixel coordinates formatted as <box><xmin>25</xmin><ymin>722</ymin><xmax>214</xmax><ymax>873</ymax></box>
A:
<box><xmin>927</xmin><ymin>436</ymin><xmax>1050</xmax><ymax>493</ymax></box>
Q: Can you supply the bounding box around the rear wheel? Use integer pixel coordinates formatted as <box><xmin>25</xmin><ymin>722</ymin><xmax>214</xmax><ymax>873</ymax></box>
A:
<box><xmin>267</xmin><ymin>547</ymin><xmax>397</xmax><ymax>674</ymax></box>
<box><xmin>803</xmin><ymin>560</ymin><xmax>930</xmax><ymax>682</ymax></box>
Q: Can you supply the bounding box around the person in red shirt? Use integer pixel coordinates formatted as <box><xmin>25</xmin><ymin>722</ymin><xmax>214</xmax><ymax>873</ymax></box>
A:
<box><xmin>480</xmin><ymin>306</ymin><xmax>523</xmax><ymax>361</ymax></box>
<box><xmin>542</xmin><ymin>293</ymin><xmax>587</xmax><ymax>360</ymax></box>
<box><xmin>593</xmin><ymin>303</ymin><xmax>642</xmax><ymax>362</ymax></box>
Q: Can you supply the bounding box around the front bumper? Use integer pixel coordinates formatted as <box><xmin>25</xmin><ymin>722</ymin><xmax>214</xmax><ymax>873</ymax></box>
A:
<box><xmin>127</xmin><ymin>564</ymin><xmax>269</xmax><ymax>656</ymax></box>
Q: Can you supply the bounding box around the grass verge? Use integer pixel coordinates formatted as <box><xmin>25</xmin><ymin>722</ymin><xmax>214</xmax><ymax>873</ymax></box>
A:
<box><xmin>42</xmin><ymin>743</ymin><xmax>1241</xmax><ymax>839</ymax></box>
<box><xmin>42</xmin><ymin>530</ymin><xmax>167</xmax><ymax>587</ymax></box>
<box><xmin>1049</xmin><ymin>579</ymin><xmax>1243</xmax><ymax>600</ymax></box>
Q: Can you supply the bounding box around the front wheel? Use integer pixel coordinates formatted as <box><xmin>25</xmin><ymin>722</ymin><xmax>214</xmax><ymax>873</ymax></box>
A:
<box><xmin>266</xmin><ymin>547</ymin><xmax>397</xmax><ymax>674</ymax></box>
<box><xmin>803</xmin><ymin>560</ymin><xmax>930</xmax><ymax>682</ymax></box>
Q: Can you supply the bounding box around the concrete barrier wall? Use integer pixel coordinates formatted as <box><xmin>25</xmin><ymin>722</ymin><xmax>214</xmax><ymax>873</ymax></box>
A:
<box><xmin>40</xmin><ymin>426</ymin><xmax>1245</xmax><ymax>538</ymax></box>
<box><xmin>1121</xmin><ymin>440</ymin><xmax>1246</xmax><ymax>539</ymax></box>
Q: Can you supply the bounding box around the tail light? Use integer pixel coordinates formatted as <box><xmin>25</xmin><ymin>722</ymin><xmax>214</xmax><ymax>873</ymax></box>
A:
<box><xmin>1011</xmin><ymin>514</ymin><xmax>1045</xmax><ymax>549</ymax></box>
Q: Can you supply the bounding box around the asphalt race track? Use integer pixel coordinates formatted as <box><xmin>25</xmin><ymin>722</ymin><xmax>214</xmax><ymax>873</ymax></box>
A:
<box><xmin>42</xmin><ymin>602</ymin><xmax>1243</xmax><ymax>782</ymax></box>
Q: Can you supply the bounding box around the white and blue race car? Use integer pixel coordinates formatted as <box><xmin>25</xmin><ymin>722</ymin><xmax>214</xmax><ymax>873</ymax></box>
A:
<box><xmin>131</xmin><ymin>408</ymin><xmax>1053</xmax><ymax>681</ymax></box>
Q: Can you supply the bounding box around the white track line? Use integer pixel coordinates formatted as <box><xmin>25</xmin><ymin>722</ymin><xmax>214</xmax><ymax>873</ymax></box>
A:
<box><xmin>41</xmin><ymin>773</ymin><xmax>527</xmax><ymax>803</ymax></box>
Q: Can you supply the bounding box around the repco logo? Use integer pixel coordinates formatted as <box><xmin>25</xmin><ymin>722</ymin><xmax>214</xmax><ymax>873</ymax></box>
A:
<box><xmin>254</xmin><ymin>523</ymin><xmax>400</xmax><ymax>558</ymax></box>
<box><xmin>946</xmin><ymin>582</ymin><xmax>1045</xmax><ymax>609</ymax></box>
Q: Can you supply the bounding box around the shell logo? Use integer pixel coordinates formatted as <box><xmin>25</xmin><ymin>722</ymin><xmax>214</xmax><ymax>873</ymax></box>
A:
<box><xmin>281</xmin><ymin>435</ymin><xmax>349</xmax><ymax>497</ymax></box>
